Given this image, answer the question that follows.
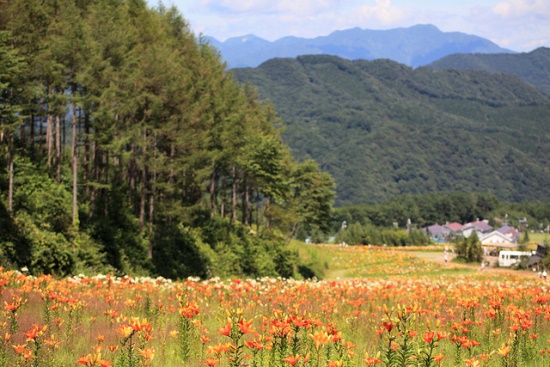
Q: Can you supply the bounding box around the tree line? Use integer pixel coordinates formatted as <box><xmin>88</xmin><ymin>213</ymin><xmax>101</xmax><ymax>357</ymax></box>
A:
<box><xmin>322</xmin><ymin>192</ymin><xmax>549</xmax><ymax>249</ymax></box>
<box><xmin>331</xmin><ymin>192</ymin><xmax>550</xmax><ymax>234</ymax></box>
<box><xmin>0</xmin><ymin>0</ymin><xmax>334</xmax><ymax>279</ymax></box>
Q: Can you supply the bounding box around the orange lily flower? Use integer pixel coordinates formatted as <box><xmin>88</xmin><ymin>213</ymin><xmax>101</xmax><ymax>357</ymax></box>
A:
<box><xmin>238</xmin><ymin>319</ymin><xmax>255</xmax><ymax>335</ymax></box>
<box><xmin>218</xmin><ymin>322</ymin><xmax>232</xmax><ymax>337</ymax></box>
<box><xmin>283</xmin><ymin>355</ymin><xmax>300</xmax><ymax>366</ymax></box>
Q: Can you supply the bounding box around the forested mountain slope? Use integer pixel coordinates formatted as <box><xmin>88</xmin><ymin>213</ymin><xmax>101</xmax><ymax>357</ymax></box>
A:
<box><xmin>426</xmin><ymin>47</ymin><xmax>550</xmax><ymax>96</ymax></box>
<box><xmin>232</xmin><ymin>55</ymin><xmax>550</xmax><ymax>206</ymax></box>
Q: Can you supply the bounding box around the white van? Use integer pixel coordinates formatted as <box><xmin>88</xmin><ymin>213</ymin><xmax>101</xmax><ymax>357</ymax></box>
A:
<box><xmin>498</xmin><ymin>251</ymin><xmax>531</xmax><ymax>267</ymax></box>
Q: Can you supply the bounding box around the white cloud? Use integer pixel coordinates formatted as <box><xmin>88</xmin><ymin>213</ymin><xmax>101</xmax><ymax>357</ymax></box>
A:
<box><xmin>492</xmin><ymin>0</ymin><xmax>550</xmax><ymax>19</ymax></box>
<box><xmin>196</xmin><ymin>0</ymin><xmax>341</xmax><ymax>15</ymax></box>
<box><xmin>155</xmin><ymin>0</ymin><xmax>550</xmax><ymax>52</ymax></box>
<box><xmin>199</xmin><ymin>0</ymin><xmax>413</xmax><ymax>39</ymax></box>
<box><xmin>345</xmin><ymin>0</ymin><xmax>411</xmax><ymax>27</ymax></box>
<box><xmin>449</xmin><ymin>0</ymin><xmax>550</xmax><ymax>50</ymax></box>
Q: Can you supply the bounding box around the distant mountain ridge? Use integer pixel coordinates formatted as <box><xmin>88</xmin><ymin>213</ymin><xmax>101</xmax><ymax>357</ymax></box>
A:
<box><xmin>231</xmin><ymin>55</ymin><xmax>550</xmax><ymax>206</ymax></box>
<box><xmin>209</xmin><ymin>24</ymin><xmax>513</xmax><ymax>69</ymax></box>
<box><xmin>426</xmin><ymin>47</ymin><xmax>550</xmax><ymax>95</ymax></box>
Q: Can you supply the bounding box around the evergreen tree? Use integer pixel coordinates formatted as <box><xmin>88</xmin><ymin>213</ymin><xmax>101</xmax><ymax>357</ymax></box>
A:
<box><xmin>521</xmin><ymin>230</ymin><xmax>530</xmax><ymax>244</ymax></box>
<box><xmin>0</xmin><ymin>31</ymin><xmax>26</xmax><ymax>213</ymax></box>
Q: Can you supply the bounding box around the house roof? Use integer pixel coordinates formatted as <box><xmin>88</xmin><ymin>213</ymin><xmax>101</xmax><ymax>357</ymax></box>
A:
<box><xmin>497</xmin><ymin>226</ymin><xmax>518</xmax><ymax>233</ymax></box>
<box><xmin>424</xmin><ymin>224</ymin><xmax>448</xmax><ymax>237</ymax></box>
<box><xmin>469</xmin><ymin>221</ymin><xmax>493</xmax><ymax>232</ymax></box>
<box><xmin>445</xmin><ymin>222</ymin><xmax>463</xmax><ymax>231</ymax></box>
<box><xmin>497</xmin><ymin>225</ymin><xmax>515</xmax><ymax>233</ymax></box>
<box><xmin>497</xmin><ymin>225</ymin><xmax>519</xmax><ymax>239</ymax></box>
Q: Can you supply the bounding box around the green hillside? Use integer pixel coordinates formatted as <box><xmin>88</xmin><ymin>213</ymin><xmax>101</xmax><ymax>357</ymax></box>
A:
<box><xmin>232</xmin><ymin>55</ymin><xmax>550</xmax><ymax>206</ymax></box>
<box><xmin>426</xmin><ymin>47</ymin><xmax>550</xmax><ymax>95</ymax></box>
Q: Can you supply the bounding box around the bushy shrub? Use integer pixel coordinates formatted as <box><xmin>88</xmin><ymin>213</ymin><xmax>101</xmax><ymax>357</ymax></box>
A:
<box><xmin>13</xmin><ymin>157</ymin><xmax>72</xmax><ymax>234</ymax></box>
<box><xmin>73</xmin><ymin>232</ymin><xmax>112</xmax><ymax>276</ymax></box>
<box><xmin>274</xmin><ymin>247</ymin><xmax>296</xmax><ymax>278</ymax></box>
<box><xmin>14</xmin><ymin>212</ymin><xmax>75</xmax><ymax>275</ymax></box>
<box><xmin>188</xmin><ymin>215</ymin><xmax>297</xmax><ymax>279</ymax></box>
<box><xmin>455</xmin><ymin>232</ymin><xmax>483</xmax><ymax>262</ymax></box>
<box><xmin>0</xmin><ymin>199</ymin><xmax>31</xmax><ymax>269</ymax></box>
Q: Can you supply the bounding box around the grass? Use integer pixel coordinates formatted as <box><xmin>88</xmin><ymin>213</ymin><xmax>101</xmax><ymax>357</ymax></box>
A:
<box><xmin>528</xmin><ymin>232</ymin><xmax>550</xmax><ymax>245</ymax></box>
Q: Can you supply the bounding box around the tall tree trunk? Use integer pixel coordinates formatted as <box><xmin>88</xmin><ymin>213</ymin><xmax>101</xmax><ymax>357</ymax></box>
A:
<box><xmin>148</xmin><ymin>132</ymin><xmax>157</xmax><ymax>260</ymax></box>
<box><xmin>7</xmin><ymin>139</ymin><xmax>14</xmax><ymax>214</ymax></box>
<box><xmin>62</xmin><ymin>116</ymin><xmax>66</xmax><ymax>151</ymax></box>
<box><xmin>232</xmin><ymin>166</ymin><xmax>237</xmax><ymax>223</ymax></box>
<box><xmin>39</xmin><ymin>113</ymin><xmax>44</xmax><ymax>153</ymax></box>
<box><xmin>242</xmin><ymin>178</ymin><xmax>249</xmax><ymax>226</ymax></box>
<box><xmin>19</xmin><ymin>118</ymin><xmax>25</xmax><ymax>152</ymax></box>
<box><xmin>84</xmin><ymin>110</ymin><xmax>90</xmax><ymax>196</ymax></box>
<box><xmin>255</xmin><ymin>190</ymin><xmax>260</xmax><ymax>234</ymax></box>
<box><xmin>264</xmin><ymin>197</ymin><xmax>270</xmax><ymax>230</ymax></box>
<box><xmin>139</xmin><ymin>129</ymin><xmax>147</xmax><ymax>234</ymax></box>
<box><xmin>148</xmin><ymin>187</ymin><xmax>154</xmax><ymax>259</ymax></box>
<box><xmin>88</xmin><ymin>141</ymin><xmax>98</xmax><ymax>220</ymax></box>
<box><xmin>167</xmin><ymin>144</ymin><xmax>175</xmax><ymax>224</ymax></box>
<box><xmin>103</xmin><ymin>150</ymin><xmax>109</xmax><ymax>218</ymax></box>
<box><xmin>55</xmin><ymin>115</ymin><xmax>61</xmax><ymax>182</ymax></box>
<box><xmin>71</xmin><ymin>101</ymin><xmax>78</xmax><ymax>229</ymax></box>
<box><xmin>38</xmin><ymin>102</ymin><xmax>43</xmax><ymax>153</ymax></box>
<box><xmin>140</xmin><ymin>168</ymin><xmax>147</xmax><ymax>233</ymax></box>
<box><xmin>30</xmin><ymin>112</ymin><xmax>35</xmax><ymax>155</ymax></box>
<box><xmin>46</xmin><ymin>108</ymin><xmax>52</xmax><ymax>167</ymax></box>
<box><xmin>128</xmin><ymin>145</ymin><xmax>137</xmax><ymax>202</ymax></box>
<box><xmin>220</xmin><ymin>174</ymin><xmax>226</xmax><ymax>217</ymax></box>
<box><xmin>209</xmin><ymin>167</ymin><xmax>216</xmax><ymax>218</ymax></box>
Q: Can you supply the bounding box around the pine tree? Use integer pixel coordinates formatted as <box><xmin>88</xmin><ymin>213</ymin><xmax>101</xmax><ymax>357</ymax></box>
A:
<box><xmin>0</xmin><ymin>31</ymin><xmax>26</xmax><ymax>213</ymax></box>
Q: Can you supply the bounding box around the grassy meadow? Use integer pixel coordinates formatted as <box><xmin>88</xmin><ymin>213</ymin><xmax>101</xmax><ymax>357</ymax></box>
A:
<box><xmin>528</xmin><ymin>232</ymin><xmax>550</xmax><ymax>246</ymax></box>
<box><xmin>1</xmin><ymin>244</ymin><xmax>549</xmax><ymax>367</ymax></box>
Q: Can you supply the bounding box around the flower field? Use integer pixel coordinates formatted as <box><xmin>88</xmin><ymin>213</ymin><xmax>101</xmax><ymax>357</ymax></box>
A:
<box><xmin>320</xmin><ymin>245</ymin><xmax>469</xmax><ymax>278</ymax></box>
<box><xmin>1</xmin><ymin>245</ymin><xmax>549</xmax><ymax>367</ymax></box>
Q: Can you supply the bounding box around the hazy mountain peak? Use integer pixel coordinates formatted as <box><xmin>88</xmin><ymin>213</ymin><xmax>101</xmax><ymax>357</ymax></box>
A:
<box><xmin>224</xmin><ymin>34</ymin><xmax>269</xmax><ymax>45</ymax></box>
<box><xmin>211</xmin><ymin>24</ymin><xmax>513</xmax><ymax>69</ymax></box>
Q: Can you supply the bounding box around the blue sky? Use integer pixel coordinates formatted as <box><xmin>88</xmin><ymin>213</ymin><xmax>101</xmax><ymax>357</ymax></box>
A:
<box><xmin>147</xmin><ymin>0</ymin><xmax>550</xmax><ymax>52</ymax></box>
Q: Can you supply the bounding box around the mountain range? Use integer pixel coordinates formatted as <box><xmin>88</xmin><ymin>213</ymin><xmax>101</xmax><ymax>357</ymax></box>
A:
<box><xmin>208</xmin><ymin>24</ymin><xmax>513</xmax><ymax>69</ymax></box>
<box><xmin>231</xmin><ymin>55</ymin><xmax>550</xmax><ymax>206</ymax></box>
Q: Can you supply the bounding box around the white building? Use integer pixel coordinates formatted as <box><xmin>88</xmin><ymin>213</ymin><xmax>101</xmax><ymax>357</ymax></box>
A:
<box><xmin>480</xmin><ymin>231</ymin><xmax>515</xmax><ymax>245</ymax></box>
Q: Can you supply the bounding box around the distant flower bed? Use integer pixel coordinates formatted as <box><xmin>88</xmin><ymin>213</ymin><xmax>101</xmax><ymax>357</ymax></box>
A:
<box><xmin>319</xmin><ymin>244</ymin><xmax>461</xmax><ymax>277</ymax></box>
<box><xmin>388</xmin><ymin>244</ymin><xmax>449</xmax><ymax>252</ymax></box>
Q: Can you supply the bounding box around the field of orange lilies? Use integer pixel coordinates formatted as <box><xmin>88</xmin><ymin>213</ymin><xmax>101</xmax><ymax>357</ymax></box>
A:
<box><xmin>1</xmin><ymin>245</ymin><xmax>549</xmax><ymax>367</ymax></box>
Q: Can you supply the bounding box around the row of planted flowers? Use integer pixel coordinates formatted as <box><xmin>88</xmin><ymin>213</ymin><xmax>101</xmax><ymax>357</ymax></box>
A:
<box><xmin>0</xmin><ymin>250</ymin><xmax>549</xmax><ymax>367</ymax></box>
